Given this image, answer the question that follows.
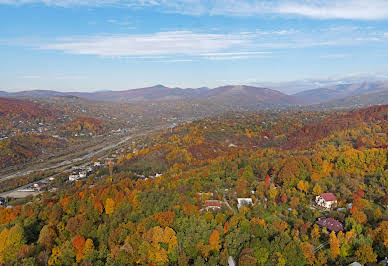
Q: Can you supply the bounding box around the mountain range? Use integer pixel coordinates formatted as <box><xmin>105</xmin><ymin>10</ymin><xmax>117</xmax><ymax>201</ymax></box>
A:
<box><xmin>1</xmin><ymin>81</ymin><xmax>387</xmax><ymax>108</ymax></box>
<box><xmin>293</xmin><ymin>81</ymin><xmax>388</xmax><ymax>104</ymax></box>
<box><xmin>0</xmin><ymin>85</ymin><xmax>300</xmax><ymax>106</ymax></box>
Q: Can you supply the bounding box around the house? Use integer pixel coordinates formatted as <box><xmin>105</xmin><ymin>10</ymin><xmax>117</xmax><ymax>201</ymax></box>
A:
<box><xmin>237</xmin><ymin>198</ymin><xmax>253</xmax><ymax>209</ymax></box>
<box><xmin>69</xmin><ymin>174</ymin><xmax>80</xmax><ymax>182</ymax></box>
<box><xmin>94</xmin><ymin>162</ymin><xmax>101</xmax><ymax>167</ymax></box>
<box><xmin>79</xmin><ymin>171</ymin><xmax>87</xmax><ymax>178</ymax></box>
<box><xmin>315</xmin><ymin>193</ymin><xmax>338</xmax><ymax>209</ymax></box>
<box><xmin>203</xmin><ymin>200</ymin><xmax>223</xmax><ymax>211</ymax></box>
<box><xmin>316</xmin><ymin>217</ymin><xmax>344</xmax><ymax>232</ymax></box>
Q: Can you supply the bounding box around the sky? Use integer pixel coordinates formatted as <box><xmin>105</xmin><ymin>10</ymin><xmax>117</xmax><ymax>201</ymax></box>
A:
<box><xmin>1</xmin><ymin>0</ymin><xmax>388</xmax><ymax>93</ymax></box>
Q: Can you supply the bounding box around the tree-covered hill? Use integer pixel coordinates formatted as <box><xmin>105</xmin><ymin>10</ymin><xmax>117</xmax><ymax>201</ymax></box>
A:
<box><xmin>0</xmin><ymin>105</ymin><xmax>387</xmax><ymax>265</ymax></box>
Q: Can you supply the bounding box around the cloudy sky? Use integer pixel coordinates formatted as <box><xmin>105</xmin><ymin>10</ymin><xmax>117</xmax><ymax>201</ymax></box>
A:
<box><xmin>1</xmin><ymin>0</ymin><xmax>388</xmax><ymax>92</ymax></box>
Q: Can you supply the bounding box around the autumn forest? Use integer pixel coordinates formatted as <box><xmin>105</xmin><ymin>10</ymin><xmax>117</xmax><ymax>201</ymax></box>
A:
<box><xmin>0</xmin><ymin>103</ymin><xmax>387</xmax><ymax>265</ymax></box>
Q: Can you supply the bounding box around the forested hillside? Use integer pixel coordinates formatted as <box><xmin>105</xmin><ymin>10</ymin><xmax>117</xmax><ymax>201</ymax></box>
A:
<box><xmin>0</xmin><ymin>105</ymin><xmax>387</xmax><ymax>265</ymax></box>
<box><xmin>0</xmin><ymin>97</ymin><xmax>122</xmax><ymax>169</ymax></box>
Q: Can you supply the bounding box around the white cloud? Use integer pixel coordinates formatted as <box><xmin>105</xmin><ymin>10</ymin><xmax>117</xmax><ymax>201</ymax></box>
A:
<box><xmin>29</xmin><ymin>26</ymin><xmax>388</xmax><ymax>59</ymax></box>
<box><xmin>320</xmin><ymin>54</ymin><xmax>347</xmax><ymax>59</ymax></box>
<box><xmin>176</xmin><ymin>0</ymin><xmax>388</xmax><ymax>20</ymax></box>
<box><xmin>275</xmin><ymin>0</ymin><xmax>388</xmax><ymax>20</ymax></box>
<box><xmin>201</xmin><ymin>51</ymin><xmax>272</xmax><ymax>60</ymax></box>
<box><xmin>200</xmin><ymin>51</ymin><xmax>271</xmax><ymax>56</ymax></box>
<box><xmin>2</xmin><ymin>0</ymin><xmax>388</xmax><ymax>20</ymax></box>
<box><xmin>0</xmin><ymin>0</ymin><xmax>158</xmax><ymax>7</ymax></box>
<box><xmin>21</xmin><ymin>75</ymin><xmax>41</xmax><ymax>79</ymax></box>
<box><xmin>204</xmin><ymin>55</ymin><xmax>272</xmax><ymax>61</ymax></box>
<box><xmin>153</xmin><ymin>59</ymin><xmax>193</xmax><ymax>63</ymax></box>
<box><xmin>39</xmin><ymin>31</ymin><xmax>254</xmax><ymax>57</ymax></box>
<box><xmin>106</xmin><ymin>19</ymin><xmax>133</xmax><ymax>26</ymax></box>
<box><xmin>355</xmin><ymin>37</ymin><xmax>380</xmax><ymax>41</ymax></box>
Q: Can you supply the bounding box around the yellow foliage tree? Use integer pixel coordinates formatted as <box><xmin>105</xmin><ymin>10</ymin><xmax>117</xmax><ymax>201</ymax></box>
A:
<box><xmin>142</xmin><ymin>226</ymin><xmax>178</xmax><ymax>265</ymax></box>
<box><xmin>374</xmin><ymin>221</ymin><xmax>388</xmax><ymax>248</ymax></box>
<box><xmin>355</xmin><ymin>245</ymin><xmax>377</xmax><ymax>264</ymax></box>
<box><xmin>300</xmin><ymin>242</ymin><xmax>315</xmax><ymax>265</ymax></box>
<box><xmin>297</xmin><ymin>180</ymin><xmax>309</xmax><ymax>193</ymax></box>
<box><xmin>105</xmin><ymin>198</ymin><xmax>115</xmax><ymax>215</ymax></box>
<box><xmin>312</xmin><ymin>184</ymin><xmax>322</xmax><ymax>195</ymax></box>
<box><xmin>209</xmin><ymin>230</ymin><xmax>221</xmax><ymax>252</ymax></box>
<box><xmin>48</xmin><ymin>246</ymin><xmax>62</xmax><ymax>266</ymax></box>
<box><xmin>0</xmin><ymin>228</ymin><xmax>9</xmax><ymax>262</ymax></box>
<box><xmin>83</xmin><ymin>238</ymin><xmax>94</xmax><ymax>257</ymax></box>
<box><xmin>329</xmin><ymin>231</ymin><xmax>340</xmax><ymax>259</ymax></box>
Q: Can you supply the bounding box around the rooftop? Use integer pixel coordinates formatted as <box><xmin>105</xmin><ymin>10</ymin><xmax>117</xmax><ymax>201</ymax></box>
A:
<box><xmin>204</xmin><ymin>200</ymin><xmax>222</xmax><ymax>208</ymax></box>
<box><xmin>316</xmin><ymin>217</ymin><xmax>344</xmax><ymax>232</ymax></box>
<box><xmin>320</xmin><ymin>193</ymin><xmax>338</xmax><ymax>202</ymax></box>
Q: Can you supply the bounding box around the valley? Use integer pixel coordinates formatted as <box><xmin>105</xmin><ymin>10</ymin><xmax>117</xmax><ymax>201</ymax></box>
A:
<box><xmin>0</xmin><ymin>83</ymin><xmax>387</xmax><ymax>266</ymax></box>
<box><xmin>2</xmin><ymin>2</ymin><xmax>388</xmax><ymax>264</ymax></box>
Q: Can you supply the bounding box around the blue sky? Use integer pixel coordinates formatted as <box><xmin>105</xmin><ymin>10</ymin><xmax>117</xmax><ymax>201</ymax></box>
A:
<box><xmin>1</xmin><ymin>0</ymin><xmax>388</xmax><ymax>93</ymax></box>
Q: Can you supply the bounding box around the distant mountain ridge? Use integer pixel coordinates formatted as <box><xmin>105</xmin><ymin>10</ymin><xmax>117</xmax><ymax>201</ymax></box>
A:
<box><xmin>203</xmin><ymin>85</ymin><xmax>300</xmax><ymax>105</ymax></box>
<box><xmin>2</xmin><ymin>81</ymin><xmax>388</xmax><ymax>108</ymax></box>
<box><xmin>293</xmin><ymin>81</ymin><xmax>388</xmax><ymax>104</ymax></box>
<box><xmin>0</xmin><ymin>85</ymin><xmax>299</xmax><ymax>107</ymax></box>
<box><xmin>319</xmin><ymin>90</ymin><xmax>388</xmax><ymax>108</ymax></box>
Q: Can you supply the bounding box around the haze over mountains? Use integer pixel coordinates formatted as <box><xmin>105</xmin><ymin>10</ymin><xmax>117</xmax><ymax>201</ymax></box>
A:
<box><xmin>293</xmin><ymin>81</ymin><xmax>388</xmax><ymax>104</ymax></box>
<box><xmin>1</xmin><ymin>81</ymin><xmax>387</xmax><ymax>107</ymax></box>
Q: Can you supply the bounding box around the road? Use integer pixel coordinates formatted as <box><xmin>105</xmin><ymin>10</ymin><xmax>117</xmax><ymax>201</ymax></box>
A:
<box><xmin>0</xmin><ymin>135</ymin><xmax>132</xmax><ymax>183</ymax></box>
<box><xmin>0</xmin><ymin>125</ymin><xmax>168</xmax><ymax>198</ymax></box>
<box><xmin>0</xmin><ymin>136</ymin><xmax>131</xmax><ymax>198</ymax></box>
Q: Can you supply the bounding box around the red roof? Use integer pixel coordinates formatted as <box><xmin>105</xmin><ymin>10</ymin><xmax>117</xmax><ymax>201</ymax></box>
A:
<box><xmin>204</xmin><ymin>200</ymin><xmax>222</xmax><ymax>208</ymax></box>
<box><xmin>316</xmin><ymin>217</ymin><xmax>344</xmax><ymax>232</ymax></box>
<box><xmin>320</xmin><ymin>193</ymin><xmax>337</xmax><ymax>202</ymax></box>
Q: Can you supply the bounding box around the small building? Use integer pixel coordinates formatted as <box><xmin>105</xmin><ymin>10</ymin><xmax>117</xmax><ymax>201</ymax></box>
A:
<box><xmin>79</xmin><ymin>171</ymin><xmax>87</xmax><ymax>179</ymax></box>
<box><xmin>237</xmin><ymin>198</ymin><xmax>253</xmax><ymax>209</ymax></box>
<box><xmin>204</xmin><ymin>200</ymin><xmax>223</xmax><ymax>211</ymax></box>
<box><xmin>316</xmin><ymin>217</ymin><xmax>344</xmax><ymax>232</ymax></box>
<box><xmin>94</xmin><ymin>162</ymin><xmax>101</xmax><ymax>167</ymax></box>
<box><xmin>69</xmin><ymin>174</ymin><xmax>80</xmax><ymax>182</ymax></box>
<box><xmin>315</xmin><ymin>193</ymin><xmax>338</xmax><ymax>209</ymax></box>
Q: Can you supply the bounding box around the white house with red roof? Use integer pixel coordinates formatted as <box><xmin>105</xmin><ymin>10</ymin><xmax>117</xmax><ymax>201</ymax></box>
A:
<box><xmin>315</xmin><ymin>193</ymin><xmax>338</xmax><ymax>209</ymax></box>
<box><xmin>203</xmin><ymin>200</ymin><xmax>223</xmax><ymax>211</ymax></box>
